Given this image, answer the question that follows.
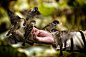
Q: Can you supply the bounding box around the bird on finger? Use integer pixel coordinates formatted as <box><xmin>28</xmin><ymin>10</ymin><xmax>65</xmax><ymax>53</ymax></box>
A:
<box><xmin>22</xmin><ymin>20</ymin><xmax>36</xmax><ymax>46</ymax></box>
<box><xmin>43</xmin><ymin>20</ymin><xmax>60</xmax><ymax>32</ymax></box>
<box><xmin>51</xmin><ymin>28</ymin><xmax>71</xmax><ymax>56</ymax></box>
<box><xmin>51</xmin><ymin>28</ymin><xmax>63</xmax><ymax>56</ymax></box>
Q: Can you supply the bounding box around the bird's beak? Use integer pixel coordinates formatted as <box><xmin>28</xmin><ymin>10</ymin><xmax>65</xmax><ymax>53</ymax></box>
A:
<box><xmin>57</xmin><ymin>21</ymin><xmax>60</xmax><ymax>24</ymax></box>
<box><xmin>34</xmin><ymin>22</ymin><xmax>36</xmax><ymax>24</ymax></box>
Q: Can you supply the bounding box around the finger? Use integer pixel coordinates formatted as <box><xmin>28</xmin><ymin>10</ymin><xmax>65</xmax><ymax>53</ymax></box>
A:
<box><xmin>35</xmin><ymin>31</ymin><xmax>39</xmax><ymax>36</ymax></box>
<box><xmin>33</xmin><ymin>27</ymin><xmax>39</xmax><ymax>35</ymax></box>
<box><xmin>35</xmin><ymin>36</ymin><xmax>55</xmax><ymax>44</ymax></box>
<box><xmin>33</xmin><ymin>27</ymin><xmax>39</xmax><ymax>32</ymax></box>
<box><xmin>38</xmin><ymin>30</ymin><xmax>49</xmax><ymax>37</ymax></box>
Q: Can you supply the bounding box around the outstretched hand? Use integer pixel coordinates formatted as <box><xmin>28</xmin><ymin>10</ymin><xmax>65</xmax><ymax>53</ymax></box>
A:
<box><xmin>32</xmin><ymin>27</ymin><xmax>55</xmax><ymax>44</ymax></box>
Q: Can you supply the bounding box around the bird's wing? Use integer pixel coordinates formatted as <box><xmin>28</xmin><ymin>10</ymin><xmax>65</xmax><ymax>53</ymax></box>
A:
<box><xmin>7</xmin><ymin>9</ymin><xmax>21</xmax><ymax>25</ymax></box>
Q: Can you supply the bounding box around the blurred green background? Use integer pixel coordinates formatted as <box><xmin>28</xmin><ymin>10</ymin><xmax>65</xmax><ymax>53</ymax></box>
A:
<box><xmin>0</xmin><ymin>0</ymin><xmax>86</xmax><ymax>57</ymax></box>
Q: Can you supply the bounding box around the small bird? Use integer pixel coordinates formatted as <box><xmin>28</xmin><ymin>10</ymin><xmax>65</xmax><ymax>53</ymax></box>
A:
<box><xmin>15</xmin><ymin>30</ymin><xmax>35</xmax><ymax>44</ymax></box>
<box><xmin>12</xmin><ymin>30</ymin><xmax>24</xmax><ymax>43</ymax></box>
<box><xmin>7</xmin><ymin>9</ymin><xmax>26</xmax><ymax>36</ymax></box>
<box><xmin>51</xmin><ymin>28</ymin><xmax>71</xmax><ymax>56</ymax></box>
<box><xmin>8</xmin><ymin>31</ymin><xmax>18</xmax><ymax>44</ymax></box>
<box><xmin>51</xmin><ymin>28</ymin><xmax>63</xmax><ymax>56</ymax></box>
<box><xmin>8</xmin><ymin>30</ymin><xmax>34</xmax><ymax>44</ymax></box>
<box><xmin>20</xmin><ymin>7</ymin><xmax>40</xmax><ymax>21</ymax></box>
<box><xmin>6</xmin><ymin>18</ymin><xmax>25</xmax><ymax>36</ymax></box>
<box><xmin>43</xmin><ymin>20</ymin><xmax>60</xmax><ymax>32</ymax></box>
<box><xmin>21</xmin><ymin>7</ymin><xmax>40</xmax><ymax>26</ymax></box>
<box><xmin>22</xmin><ymin>20</ymin><xmax>36</xmax><ymax>46</ymax></box>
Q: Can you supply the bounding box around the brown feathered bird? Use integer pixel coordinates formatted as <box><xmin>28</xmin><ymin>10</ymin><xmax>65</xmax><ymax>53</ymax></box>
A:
<box><xmin>43</xmin><ymin>20</ymin><xmax>60</xmax><ymax>32</ymax></box>
<box><xmin>8</xmin><ymin>30</ymin><xmax>24</xmax><ymax>44</ymax></box>
<box><xmin>51</xmin><ymin>28</ymin><xmax>71</xmax><ymax>56</ymax></box>
<box><xmin>22</xmin><ymin>20</ymin><xmax>36</xmax><ymax>46</ymax></box>
<box><xmin>20</xmin><ymin>7</ymin><xmax>40</xmax><ymax>21</ymax></box>
<box><xmin>6</xmin><ymin>18</ymin><xmax>25</xmax><ymax>36</ymax></box>
<box><xmin>6</xmin><ymin>9</ymin><xmax>26</xmax><ymax>36</ymax></box>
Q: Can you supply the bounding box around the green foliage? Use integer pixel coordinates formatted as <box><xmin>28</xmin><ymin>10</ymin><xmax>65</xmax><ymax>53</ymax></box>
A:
<box><xmin>55</xmin><ymin>51</ymin><xmax>86</xmax><ymax>57</ymax></box>
<box><xmin>38</xmin><ymin>5</ymin><xmax>55</xmax><ymax>16</ymax></box>
<box><xmin>0</xmin><ymin>45</ymin><xmax>17</xmax><ymax>57</ymax></box>
<box><xmin>0</xmin><ymin>45</ymin><xmax>27</xmax><ymax>57</ymax></box>
<box><xmin>0</xmin><ymin>39</ymin><xmax>27</xmax><ymax>57</ymax></box>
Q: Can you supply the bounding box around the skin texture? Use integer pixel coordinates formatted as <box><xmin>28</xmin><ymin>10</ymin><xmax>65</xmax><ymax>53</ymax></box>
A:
<box><xmin>32</xmin><ymin>27</ymin><xmax>55</xmax><ymax>44</ymax></box>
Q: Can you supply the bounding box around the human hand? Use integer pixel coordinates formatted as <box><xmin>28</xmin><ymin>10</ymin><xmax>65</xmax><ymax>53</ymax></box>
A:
<box><xmin>33</xmin><ymin>27</ymin><xmax>55</xmax><ymax>44</ymax></box>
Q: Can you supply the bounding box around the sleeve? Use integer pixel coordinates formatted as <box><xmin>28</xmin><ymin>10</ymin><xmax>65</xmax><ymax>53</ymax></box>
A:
<box><xmin>52</xmin><ymin>31</ymin><xmax>86</xmax><ymax>52</ymax></box>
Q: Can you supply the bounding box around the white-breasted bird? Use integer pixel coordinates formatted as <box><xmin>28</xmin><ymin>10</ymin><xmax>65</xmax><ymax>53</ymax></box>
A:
<box><xmin>51</xmin><ymin>28</ymin><xmax>71</xmax><ymax>56</ymax></box>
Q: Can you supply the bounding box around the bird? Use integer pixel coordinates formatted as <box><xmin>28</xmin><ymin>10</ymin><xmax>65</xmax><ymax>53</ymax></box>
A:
<box><xmin>43</xmin><ymin>20</ymin><xmax>60</xmax><ymax>32</ymax></box>
<box><xmin>51</xmin><ymin>28</ymin><xmax>63</xmax><ymax>56</ymax></box>
<box><xmin>7</xmin><ymin>7</ymin><xmax>40</xmax><ymax>26</ymax></box>
<box><xmin>6</xmin><ymin>7</ymin><xmax>40</xmax><ymax>46</ymax></box>
<box><xmin>6</xmin><ymin>9</ymin><xmax>26</xmax><ymax>36</ymax></box>
<box><xmin>22</xmin><ymin>20</ymin><xmax>36</xmax><ymax>46</ymax></box>
<box><xmin>7</xmin><ymin>30</ymin><xmax>35</xmax><ymax>44</ymax></box>
<box><xmin>8</xmin><ymin>31</ymin><xmax>18</xmax><ymax>44</ymax></box>
<box><xmin>21</xmin><ymin>7</ymin><xmax>40</xmax><ymax>26</ymax></box>
<box><xmin>51</xmin><ymin>28</ymin><xmax>71</xmax><ymax>56</ymax></box>
<box><xmin>20</xmin><ymin>7</ymin><xmax>40</xmax><ymax>21</ymax></box>
<box><xmin>6</xmin><ymin>18</ymin><xmax>25</xmax><ymax>36</ymax></box>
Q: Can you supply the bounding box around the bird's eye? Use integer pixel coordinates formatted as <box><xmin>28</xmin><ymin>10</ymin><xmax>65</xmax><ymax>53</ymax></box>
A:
<box><xmin>55</xmin><ymin>22</ymin><xmax>57</xmax><ymax>24</ymax></box>
<box><xmin>53</xmin><ymin>20</ymin><xmax>60</xmax><ymax>24</ymax></box>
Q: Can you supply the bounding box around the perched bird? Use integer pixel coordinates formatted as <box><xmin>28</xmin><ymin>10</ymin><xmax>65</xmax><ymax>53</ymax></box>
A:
<box><xmin>14</xmin><ymin>30</ymin><xmax>35</xmax><ymax>44</ymax></box>
<box><xmin>20</xmin><ymin>7</ymin><xmax>40</xmax><ymax>21</ymax></box>
<box><xmin>6</xmin><ymin>18</ymin><xmax>25</xmax><ymax>36</ymax></box>
<box><xmin>7</xmin><ymin>7</ymin><xmax>40</xmax><ymax>26</ymax></box>
<box><xmin>51</xmin><ymin>28</ymin><xmax>71</xmax><ymax>56</ymax></box>
<box><xmin>6</xmin><ymin>9</ymin><xmax>26</xmax><ymax>36</ymax></box>
<box><xmin>12</xmin><ymin>30</ymin><xmax>24</xmax><ymax>43</ymax></box>
<box><xmin>21</xmin><ymin>7</ymin><xmax>40</xmax><ymax>26</ymax></box>
<box><xmin>6</xmin><ymin>7</ymin><xmax>40</xmax><ymax>46</ymax></box>
<box><xmin>22</xmin><ymin>20</ymin><xmax>36</xmax><ymax>46</ymax></box>
<box><xmin>43</xmin><ymin>20</ymin><xmax>60</xmax><ymax>32</ymax></box>
<box><xmin>7</xmin><ymin>30</ymin><xmax>34</xmax><ymax>44</ymax></box>
<box><xmin>8</xmin><ymin>31</ymin><xmax>18</xmax><ymax>44</ymax></box>
<box><xmin>51</xmin><ymin>28</ymin><xmax>63</xmax><ymax>56</ymax></box>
